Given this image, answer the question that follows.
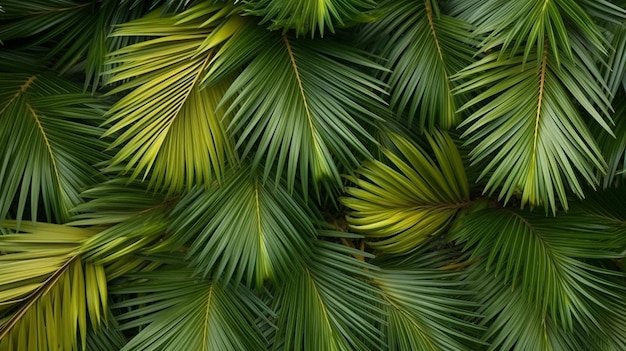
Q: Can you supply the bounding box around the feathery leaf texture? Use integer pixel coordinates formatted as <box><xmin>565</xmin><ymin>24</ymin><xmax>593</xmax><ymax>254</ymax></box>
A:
<box><xmin>0</xmin><ymin>222</ymin><xmax>105</xmax><ymax>351</ymax></box>
<box><xmin>103</xmin><ymin>2</ymin><xmax>241</xmax><ymax>192</ymax></box>
<box><xmin>0</xmin><ymin>73</ymin><xmax>107</xmax><ymax>224</ymax></box>
<box><xmin>361</xmin><ymin>0</ymin><xmax>475</xmax><ymax>130</ymax></box>
<box><xmin>1</xmin><ymin>1</ymin><xmax>626</xmax><ymax>349</ymax></box>
<box><xmin>343</xmin><ymin>131</ymin><xmax>470</xmax><ymax>253</ymax></box>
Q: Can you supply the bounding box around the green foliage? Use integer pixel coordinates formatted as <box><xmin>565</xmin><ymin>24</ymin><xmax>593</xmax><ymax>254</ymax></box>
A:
<box><xmin>2</xmin><ymin>0</ymin><xmax>626</xmax><ymax>350</ymax></box>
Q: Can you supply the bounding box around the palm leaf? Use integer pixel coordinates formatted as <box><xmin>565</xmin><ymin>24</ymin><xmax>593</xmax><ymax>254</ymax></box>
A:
<box><xmin>342</xmin><ymin>131</ymin><xmax>470</xmax><ymax>253</ymax></box>
<box><xmin>451</xmin><ymin>207</ymin><xmax>626</xmax><ymax>337</ymax></box>
<box><xmin>272</xmin><ymin>234</ymin><xmax>385</xmax><ymax>350</ymax></box>
<box><xmin>164</xmin><ymin>167</ymin><xmax>317</xmax><ymax>287</ymax></box>
<box><xmin>214</xmin><ymin>25</ymin><xmax>388</xmax><ymax>193</ymax></box>
<box><xmin>451</xmin><ymin>0</ymin><xmax>611</xmax><ymax>64</ymax></box>
<box><xmin>360</xmin><ymin>0</ymin><xmax>475</xmax><ymax>130</ymax></box>
<box><xmin>69</xmin><ymin>179</ymin><xmax>174</xmax><ymax>264</ymax></box>
<box><xmin>373</xmin><ymin>244</ymin><xmax>482</xmax><ymax>351</ymax></box>
<box><xmin>604</xmin><ymin>22</ymin><xmax>626</xmax><ymax>98</ymax></box>
<box><xmin>85</xmin><ymin>310</ymin><xmax>127</xmax><ymax>351</ymax></box>
<box><xmin>0</xmin><ymin>221</ymin><xmax>106</xmax><ymax>350</ymax></box>
<box><xmin>596</xmin><ymin>97</ymin><xmax>626</xmax><ymax>187</ymax></box>
<box><xmin>112</xmin><ymin>268</ymin><xmax>269</xmax><ymax>351</ymax></box>
<box><xmin>0</xmin><ymin>72</ymin><xmax>108</xmax><ymax>224</ymax></box>
<box><xmin>243</xmin><ymin>0</ymin><xmax>376</xmax><ymax>37</ymax></box>
<box><xmin>103</xmin><ymin>2</ymin><xmax>242</xmax><ymax>193</ymax></box>
<box><xmin>469</xmin><ymin>263</ymin><xmax>580</xmax><ymax>351</ymax></box>
<box><xmin>454</xmin><ymin>39</ymin><xmax>612</xmax><ymax>211</ymax></box>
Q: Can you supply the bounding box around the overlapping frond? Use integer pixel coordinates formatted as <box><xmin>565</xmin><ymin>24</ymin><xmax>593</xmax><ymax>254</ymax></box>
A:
<box><xmin>469</xmin><ymin>264</ymin><xmax>579</xmax><ymax>351</ymax></box>
<box><xmin>604</xmin><ymin>22</ymin><xmax>626</xmax><ymax>98</ymax></box>
<box><xmin>112</xmin><ymin>268</ymin><xmax>269</xmax><ymax>351</ymax></box>
<box><xmin>70</xmin><ymin>179</ymin><xmax>173</xmax><ymax>264</ymax></box>
<box><xmin>273</xmin><ymin>235</ymin><xmax>385</xmax><ymax>350</ymax></box>
<box><xmin>0</xmin><ymin>221</ymin><xmax>106</xmax><ymax>351</ymax></box>
<box><xmin>360</xmin><ymin>0</ymin><xmax>474</xmax><ymax>130</ymax></box>
<box><xmin>0</xmin><ymin>72</ymin><xmax>108</xmax><ymax>224</ymax></box>
<box><xmin>216</xmin><ymin>25</ymin><xmax>388</xmax><ymax>193</ymax></box>
<box><xmin>103</xmin><ymin>2</ymin><xmax>242</xmax><ymax>192</ymax></box>
<box><xmin>165</xmin><ymin>167</ymin><xmax>317</xmax><ymax>287</ymax></box>
<box><xmin>451</xmin><ymin>0</ymin><xmax>612</xmax><ymax>64</ymax></box>
<box><xmin>342</xmin><ymin>131</ymin><xmax>470</xmax><ymax>253</ymax></box>
<box><xmin>596</xmin><ymin>97</ymin><xmax>626</xmax><ymax>187</ymax></box>
<box><xmin>455</xmin><ymin>40</ymin><xmax>612</xmax><ymax>211</ymax></box>
<box><xmin>244</xmin><ymin>0</ymin><xmax>376</xmax><ymax>37</ymax></box>
<box><xmin>373</xmin><ymin>245</ymin><xmax>482</xmax><ymax>351</ymax></box>
<box><xmin>451</xmin><ymin>208</ymin><xmax>626</xmax><ymax>338</ymax></box>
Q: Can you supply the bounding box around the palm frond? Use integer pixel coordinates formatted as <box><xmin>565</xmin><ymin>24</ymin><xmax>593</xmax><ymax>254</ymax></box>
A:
<box><xmin>85</xmin><ymin>310</ymin><xmax>127</xmax><ymax>351</ymax></box>
<box><xmin>454</xmin><ymin>39</ymin><xmax>612</xmax><ymax>211</ymax></box>
<box><xmin>164</xmin><ymin>167</ymin><xmax>317</xmax><ymax>287</ymax></box>
<box><xmin>273</xmin><ymin>234</ymin><xmax>385</xmax><ymax>350</ymax></box>
<box><xmin>596</xmin><ymin>97</ymin><xmax>626</xmax><ymax>187</ymax></box>
<box><xmin>243</xmin><ymin>0</ymin><xmax>376</xmax><ymax>37</ymax></box>
<box><xmin>373</xmin><ymin>244</ymin><xmax>482</xmax><ymax>351</ymax></box>
<box><xmin>69</xmin><ymin>179</ymin><xmax>173</xmax><ymax>264</ymax></box>
<box><xmin>469</xmin><ymin>263</ymin><xmax>580</xmax><ymax>351</ymax></box>
<box><xmin>0</xmin><ymin>221</ymin><xmax>106</xmax><ymax>350</ymax></box>
<box><xmin>214</xmin><ymin>25</ymin><xmax>388</xmax><ymax>193</ymax></box>
<box><xmin>342</xmin><ymin>131</ymin><xmax>470</xmax><ymax>253</ymax></box>
<box><xmin>604</xmin><ymin>22</ymin><xmax>626</xmax><ymax>99</ymax></box>
<box><xmin>451</xmin><ymin>0</ymin><xmax>610</xmax><ymax>64</ymax></box>
<box><xmin>103</xmin><ymin>2</ymin><xmax>242</xmax><ymax>193</ymax></box>
<box><xmin>112</xmin><ymin>268</ymin><xmax>269</xmax><ymax>351</ymax></box>
<box><xmin>360</xmin><ymin>0</ymin><xmax>475</xmax><ymax>130</ymax></box>
<box><xmin>0</xmin><ymin>72</ymin><xmax>108</xmax><ymax>224</ymax></box>
<box><xmin>451</xmin><ymin>207</ymin><xmax>626</xmax><ymax>336</ymax></box>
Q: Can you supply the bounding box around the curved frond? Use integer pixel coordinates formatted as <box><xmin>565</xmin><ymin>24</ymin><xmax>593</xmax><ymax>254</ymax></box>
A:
<box><xmin>451</xmin><ymin>208</ymin><xmax>626</xmax><ymax>335</ymax></box>
<box><xmin>360</xmin><ymin>0</ymin><xmax>475</xmax><ymax>130</ymax></box>
<box><xmin>469</xmin><ymin>263</ymin><xmax>580</xmax><ymax>351</ymax></box>
<box><xmin>0</xmin><ymin>221</ymin><xmax>106</xmax><ymax>351</ymax></box>
<box><xmin>217</xmin><ymin>26</ymin><xmax>388</xmax><ymax>192</ymax></box>
<box><xmin>70</xmin><ymin>179</ymin><xmax>173</xmax><ymax>264</ymax></box>
<box><xmin>103</xmin><ymin>3</ymin><xmax>242</xmax><ymax>193</ymax></box>
<box><xmin>342</xmin><ymin>131</ymin><xmax>470</xmax><ymax>253</ymax></box>
<box><xmin>452</xmin><ymin>0</ymin><xmax>609</xmax><ymax>64</ymax></box>
<box><xmin>455</xmin><ymin>39</ymin><xmax>612</xmax><ymax>211</ymax></box>
<box><xmin>112</xmin><ymin>269</ymin><xmax>269</xmax><ymax>351</ymax></box>
<box><xmin>373</xmin><ymin>245</ymin><xmax>482</xmax><ymax>351</ymax></box>
<box><xmin>273</xmin><ymin>235</ymin><xmax>385</xmax><ymax>350</ymax></box>
<box><xmin>244</xmin><ymin>0</ymin><xmax>376</xmax><ymax>37</ymax></box>
<box><xmin>0</xmin><ymin>73</ymin><xmax>108</xmax><ymax>224</ymax></box>
<box><xmin>165</xmin><ymin>167</ymin><xmax>317</xmax><ymax>287</ymax></box>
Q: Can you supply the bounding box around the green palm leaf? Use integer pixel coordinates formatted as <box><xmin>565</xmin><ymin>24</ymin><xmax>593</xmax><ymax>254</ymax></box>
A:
<box><xmin>455</xmin><ymin>40</ymin><xmax>612</xmax><ymax>211</ymax></box>
<box><xmin>70</xmin><ymin>179</ymin><xmax>174</xmax><ymax>264</ymax></box>
<box><xmin>604</xmin><ymin>22</ymin><xmax>626</xmax><ymax>98</ymax></box>
<box><xmin>215</xmin><ymin>25</ymin><xmax>388</xmax><ymax>192</ymax></box>
<box><xmin>244</xmin><ymin>0</ymin><xmax>376</xmax><ymax>37</ymax></box>
<box><xmin>596</xmin><ymin>97</ymin><xmax>626</xmax><ymax>187</ymax></box>
<box><xmin>0</xmin><ymin>221</ymin><xmax>106</xmax><ymax>351</ymax></box>
<box><xmin>0</xmin><ymin>72</ymin><xmax>107</xmax><ymax>224</ymax></box>
<box><xmin>373</xmin><ymin>244</ymin><xmax>482</xmax><ymax>351</ymax></box>
<box><xmin>451</xmin><ymin>207</ymin><xmax>626</xmax><ymax>337</ymax></box>
<box><xmin>112</xmin><ymin>268</ymin><xmax>269</xmax><ymax>351</ymax></box>
<box><xmin>451</xmin><ymin>0</ymin><xmax>614</xmax><ymax>64</ymax></box>
<box><xmin>273</xmin><ymin>234</ymin><xmax>385</xmax><ymax>350</ymax></box>
<box><xmin>360</xmin><ymin>0</ymin><xmax>475</xmax><ymax>130</ymax></box>
<box><xmin>342</xmin><ymin>131</ymin><xmax>470</xmax><ymax>253</ymax></box>
<box><xmin>103</xmin><ymin>2</ymin><xmax>242</xmax><ymax>193</ymax></box>
<box><xmin>470</xmin><ymin>263</ymin><xmax>579</xmax><ymax>351</ymax></box>
<box><xmin>165</xmin><ymin>167</ymin><xmax>317</xmax><ymax>287</ymax></box>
